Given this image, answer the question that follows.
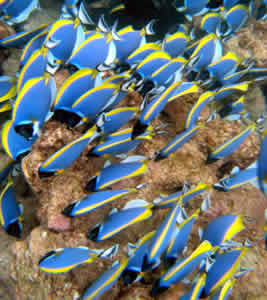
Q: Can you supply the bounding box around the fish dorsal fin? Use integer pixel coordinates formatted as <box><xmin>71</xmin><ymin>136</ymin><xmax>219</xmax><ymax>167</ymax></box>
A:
<box><xmin>78</xmin><ymin>2</ymin><xmax>94</xmax><ymax>25</ymax></box>
<box><xmin>123</xmin><ymin>199</ymin><xmax>149</xmax><ymax>210</ymax></box>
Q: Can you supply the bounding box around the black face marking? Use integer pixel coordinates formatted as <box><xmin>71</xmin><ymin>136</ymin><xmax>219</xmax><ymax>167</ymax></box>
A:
<box><xmin>86</xmin><ymin>148</ymin><xmax>99</xmax><ymax>158</ymax></box>
<box><xmin>38</xmin><ymin>169</ymin><xmax>55</xmax><ymax>179</ymax></box>
<box><xmin>141</xmin><ymin>255</ymin><xmax>154</xmax><ymax>272</ymax></box>
<box><xmin>153</xmin><ymin>152</ymin><xmax>165</xmax><ymax>162</ymax></box>
<box><xmin>206</xmin><ymin>154</ymin><xmax>219</xmax><ymax>165</ymax></box>
<box><xmin>85</xmin><ymin>177</ymin><xmax>97</xmax><ymax>192</ymax></box>
<box><xmin>139</xmin><ymin>79</ymin><xmax>155</xmax><ymax>98</ymax></box>
<box><xmin>14</xmin><ymin>124</ymin><xmax>34</xmax><ymax>140</ymax></box>
<box><xmin>122</xmin><ymin>269</ymin><xmax>139</xmax><ymax>285</ymax></box>
<box><xmin>61</xmin><ymin>203</ymin><xmax>76</xmax><ymax>217</ymax></box>
<box><xmin>131</xmin><ymin>121</ymin><xmax>148</xmax><ymax>140</ymax></box>
<box><xmin>6</xmin><ymin>221</ymin><xmax>22</xmax><ymax>238</ymax></box>
<box><xmin>87</xmin><ymin>225</ymin><xmax>100</xmax><ymax>241</ymax></box>
<box><xmin>164</xmin><ymin>256</ymin><xmax>177</xmax><ymax>268</ymax></box>
<box><xmin>38</xmin><ymin>250</ymin><xmax>57</xmax><ymax>265</ymax></box>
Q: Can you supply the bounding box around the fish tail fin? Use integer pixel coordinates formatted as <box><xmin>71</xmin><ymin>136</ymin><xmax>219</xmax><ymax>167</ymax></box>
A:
<box><xmin>99</xmin><ymin>244</ymin><xmax>119</xmax><ymax>259</ymax></box>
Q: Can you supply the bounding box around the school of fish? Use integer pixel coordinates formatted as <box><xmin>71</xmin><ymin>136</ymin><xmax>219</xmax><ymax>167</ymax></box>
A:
<box><xmin>0</xmin><ymin>0</ymin><xmax>266</xmax><ymax>299</ymax></box>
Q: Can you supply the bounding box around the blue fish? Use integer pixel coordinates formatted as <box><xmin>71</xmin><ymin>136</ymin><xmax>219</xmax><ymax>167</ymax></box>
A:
<box><xmin>17</xmin><ymin>48</ymin><xmax>49</xmax><ymax>92</ymax></box>
<box><xmin>82</xmin><ymin>258</ymin><xmax>129</xmax><ymax>300</ymax></box>
<box><xmin>206</xmin><ymin>123</ymin><xmax>256</xmax><ymax>164</ymax></box>
<box><xmin>218</xmin><ymin>5</ymin><xmax>249</xmax><ymax>38</ymax></box>
<box><xmin>199</xmin><ymin>215</ymin><xmax>245</xmax><ymax>246</ymax></box>
<box><xmin>1</xmin><ymin>120</ymin><xmax>36</xmax><ymax>160</ymax></box>
<box><xmin>207</xmin><ymin>51</ymin><xmax>242</xmax><ymax>83</ymax></box>
<box><xmin>153</xmin><ymin>183</ymin><xmax>212</xmax><ymax>208</ymax></box>
<box><xmin>211</xmin><ymin>82</ymin><xmax>249</xmax><ymax>102</ymax></box>
<box><xmin>218</xmin><ymin>96</ymin><xmax>247</xmax><ymax>119</ymax></box>
<box><xmin>38</xmin><ymin>126</ymin><xmax>100</xmax><ymax>178</ymax></box>
<box><xmin>150</xmin><ymin>56</ymin><xmax>187</xmax><ymax>86</ymax></box>
<box><xmin>44</xmin><ymin>18</ymin><xmax>85</xmax><ymax>64</ymax></box>
<box><xmin>114</xmin><ymin>24</ymin><xmax>152</xmax><ymax>62</ymax></box>
<box><xmin>20</xmin><ymin>29</ymin><xmax>48</xmax><ymax>66</ymax></box>
<box><xmin>151</xmin><ymin>240</ymin><xmax>213</xmax><ymax>296</ymax></box>
<box><xmin>95</xmin><ymin>107</ymin><xmax>138</xmax><ymax>135</ymax></box>
<box><xmin>0</xmin><ymin>76</ymin><xmax>16</xmax><ymax>103</ymax></box>
<box><xmin>142</xmin><ymin>200</ymin><xmax>183</xmax><ymax>271</ymax></box>
<box><xmin>179</xmin><ymin>272</ymin><xmax>207</xmax><ymax>300</ymax></box>
<box><xmin>214</xmin><ymin>165</ymin><xmax>258</xmax><ymax>191</ymax></box>
<box><xmin>165</xmin><ymin>209</ymin><xmax>200</xmax><ymax>266</ymax></box>
<box><xmin>88</xmin><ymin>127</ymin><xmax>153</xmax><ymax>157</ymax></box>
<box><xmin>126</xmin><ymin>43</ymin><xmax>161</xmax><ymax>65</ymax></box>
<box><xmin>68</xmin><ymin>32</ymin><xmax>116</xmax><ymax>70</ymax></box>
<box><xmin>200</xmin><ymin>12</ymin><xmax>222</xmax><ymax>34</ymax></box>
<box><xmin>189</xmin><ymin>33</ymin><xmax>222</xmax><ymax>71</ymax></box>
<box><xmin>0</xmin><ymin>180</ymin><xmax>23</xmax><ymax>238</ymax></box>
<box><xmin>258</xmin><ymin>129</ymin><xmax>267</xmax><ymax>195</ymax></box>
<box><xmin>122</xmin><ymin>231</ymin><xmax>156</xmax><ymax>285</ymax></box>
<box><xmin>87</xmin><ymin>199</ymin><xmax>153</xmax><ymax>241</ymax></box>
<box><xmin>202</xmin><ymin>247</ymin><xmax>248</xmax><ymax>297</ymax></box>
<box><xmin>53</xmin><ymin>68</ymin><xmax>100</xmax><ymax>120</ymax></box>
<box><xmin>184</xmin><ymin>91</ymin><xmax>214</xmax><ymax>130</ymax></box>
<box><xmin>62</xmin><ymin>184</ymin><xmax>146</xmax><ymax>217</ymax></box>
<box><xmin>132</xmin><ymin>81</ymin><xmax>182</xmax><ymax>139</ymax></box>
<box><xmin>176</xmin><ymin>0</ymin><xmax>209</xmax><ymax>16</ymax></box>
<box><xmin>162</xmin><ymin>32</ymin><xmax>189</xmax><ymax>58</ymax></box>
<box><xmin>0</xmin><ymin>23</ymin><xmax>48</xmax><ymax>48</ymax></box>
<box><xmin>39</xmin><ymin>245</ymin><xmax>118</xmax><ymax>274</ymax></box>
<box><xmin>70</xmin><ymin>83</ymin><xmax>120</xmax><ymax>127</ymax></box>
<box><xmin>12</xmin><ymin>75</ymin><xmax>56</xmax><ymax>140</ymax></box>
<box><xmin>1</xmin><ymin>0</ymin><xmax>39</xmax><ymax>24</ymax></box>
<box><xmin>245</xmin><ymin>67</ymin><xmax>267</xmax><ymax>82</ymax></box>
<box><xmin>153</xmin><ymin>123</ymin><xmax>203</xmax><ymax>161</ymax></box>
<box><xmin>86</xmin><ymin>156</ymin><xmax>148</xmax><ymax>192</ymax></box>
